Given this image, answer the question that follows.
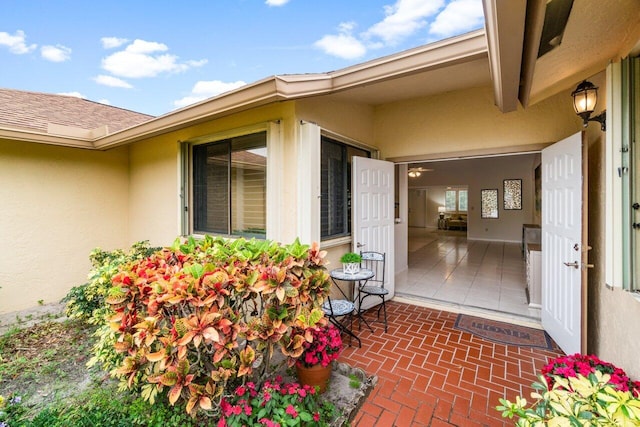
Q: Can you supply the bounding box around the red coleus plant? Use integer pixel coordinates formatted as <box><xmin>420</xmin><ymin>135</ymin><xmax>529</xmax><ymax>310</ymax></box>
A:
<box><xmin>103</xmin><ymin>236</ymin><xmax>332</xmax><ymax>416</ymax></box>
<box><xmin>542</xmin><ymin>353</ymin><xmax>640</xmax><ymax>396</ymax></box>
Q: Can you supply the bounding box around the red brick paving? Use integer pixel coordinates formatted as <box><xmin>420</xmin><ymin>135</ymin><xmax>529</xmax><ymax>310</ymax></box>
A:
<box><xmin>338</xmin><ymin>301</ymin><xmax>564</xmax><ymax>426</ymax></box>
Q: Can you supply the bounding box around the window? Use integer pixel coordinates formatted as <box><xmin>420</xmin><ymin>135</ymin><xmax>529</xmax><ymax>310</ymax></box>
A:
<box><xmin>445</xmin><ymin>189</ymin><xmax>468</xmax><ymax>212</ymax></box>
<box><xmin>320</xmin><ymin>136</ymin><xmax>370</xmax><ymax>240</ymax></box>
<box><xmin>192</xmin><ymin>131</ymin><xmax>267</xmax><ymax>238</ymax></box>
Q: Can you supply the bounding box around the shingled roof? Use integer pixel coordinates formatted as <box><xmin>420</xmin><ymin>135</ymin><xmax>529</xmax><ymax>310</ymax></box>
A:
<box><xmin>0</xmin><ymin>88</ymin><xmax>154</xmax><ymax>135</ymax></box>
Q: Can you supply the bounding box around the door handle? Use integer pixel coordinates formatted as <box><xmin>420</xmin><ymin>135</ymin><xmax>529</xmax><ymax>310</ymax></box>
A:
<box><xmin>563</xmin><ymin>261</ymin><xmax>579</xmax><ymax>269</ymax></box>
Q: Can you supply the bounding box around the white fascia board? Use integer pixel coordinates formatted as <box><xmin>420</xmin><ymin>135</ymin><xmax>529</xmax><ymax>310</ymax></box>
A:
<box><xmin>483</xmin><ymin>0</ymin><xmax>527</xmax><ymax>112</ymax></box>
<box><xmin>0</xmin><ymin>127</ymin><xmax>94</xmax><ymax>149</ymax></box>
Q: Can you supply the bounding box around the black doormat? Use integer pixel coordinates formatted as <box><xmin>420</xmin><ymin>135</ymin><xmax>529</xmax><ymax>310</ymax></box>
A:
<box><xmin>454</xmin><ymin>314</ymin><xmax>554</xmax><ymax>350</ymax></box>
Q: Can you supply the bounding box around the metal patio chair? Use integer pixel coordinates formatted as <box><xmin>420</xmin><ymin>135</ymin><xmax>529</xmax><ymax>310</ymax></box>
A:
<box><xmin>358</xmin><ymin>251</ymin><xmax>389</xmax><ymax>332</ymax></box>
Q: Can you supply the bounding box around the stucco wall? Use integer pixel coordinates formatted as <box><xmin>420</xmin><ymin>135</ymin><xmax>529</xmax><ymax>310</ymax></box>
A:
<box><xmin>375</xmin><ymin>85</ymin><xmax>578</xmax><ymax>160</ymax></box>
<box><xmin>0</xmin><ymin>140</ymin><xmax>129</xmax><ymax>314</ymax></box>
<box><xmin>128</xmin><ymin>103</ymin><xmax>299</xmax><ymax>247</ymax></box>
<box><xmin>586</xmin><ymin>122</ymin><xmax>640</xmax><ymax>379</ymax></box>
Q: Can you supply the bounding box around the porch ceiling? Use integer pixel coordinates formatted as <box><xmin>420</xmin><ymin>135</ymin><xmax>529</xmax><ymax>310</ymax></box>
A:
<box><xmin>522</xmin><ymin>0</ymin><xmax>640</xmax><ymax>106</ymax></box>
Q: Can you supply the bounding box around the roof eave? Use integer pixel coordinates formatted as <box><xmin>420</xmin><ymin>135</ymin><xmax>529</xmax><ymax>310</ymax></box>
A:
<box><xmin>483</xmin><ymin>0</ymin><xmax>528</xmax><ymax>113</ymax></box>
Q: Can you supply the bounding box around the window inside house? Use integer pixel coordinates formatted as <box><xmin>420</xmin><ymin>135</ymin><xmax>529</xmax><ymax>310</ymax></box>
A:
<box><xmin>445</xmin><ymin>189</ymin><xmax>468</xmax><ymax>212</ymax></box>
<box><xmin>321</xmin><ymin>136</ymin><xmax>370</xmax><ymax>240</ymax></box>
<box><xmin>192</xmin><ymin>131</ymin><xmax>267</xmax><ymax>238</ymax></box>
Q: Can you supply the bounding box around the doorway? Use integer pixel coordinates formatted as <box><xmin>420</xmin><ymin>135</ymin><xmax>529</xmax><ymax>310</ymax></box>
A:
<box><xmin>395</xmin><ymin>153</ymin><xmax>542</xmax><ymax>321</ymax></box>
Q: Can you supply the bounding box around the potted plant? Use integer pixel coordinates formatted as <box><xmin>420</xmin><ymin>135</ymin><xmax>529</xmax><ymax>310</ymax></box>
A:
<box><xmin>296</xmin><ymin>324</ymin><xmax>343</xmax><ymax>393</ymax></box>
<box><xmin>340</xmin><ymin>252</ymin><xmax>362</xmax><ymax>275</ymax></box>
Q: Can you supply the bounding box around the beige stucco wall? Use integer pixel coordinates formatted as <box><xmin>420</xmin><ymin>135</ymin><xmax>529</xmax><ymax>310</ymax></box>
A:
<box><xmin>0</xmin><ymin>139</ymin><xmax>129</xmax><ymax>314</ymax></box>
<box><xmin>375</xmin><ymin>85</ymin><xmax>579</xmax><ymax>160</ymax></box>
<box><xmin>585</xmin><ymin>100</ymin><xmax>640</xmax><ymax>379</ymax></box>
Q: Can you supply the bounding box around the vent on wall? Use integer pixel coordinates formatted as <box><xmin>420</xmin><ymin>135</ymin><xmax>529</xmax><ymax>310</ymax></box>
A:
<box><xmin>537</xmin><ymin>0</ymin><xmax>574</xmax><ymax>58</ymax></box>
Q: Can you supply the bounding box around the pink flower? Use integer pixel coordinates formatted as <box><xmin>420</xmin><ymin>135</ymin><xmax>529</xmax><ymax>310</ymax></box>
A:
<box><xmin>313</xmin><ymin>412</ymin><xmax>320</xmax><ymax>421</ymax></box>
<box><xmin>236</xmin><ymin>386</ymin><xmax>246</xmax><ymax>397</ymax></box>
<box><xmin>285</xmin><ymin>404</ymin><xmax>298</xmax><ymax>417</ymax></box>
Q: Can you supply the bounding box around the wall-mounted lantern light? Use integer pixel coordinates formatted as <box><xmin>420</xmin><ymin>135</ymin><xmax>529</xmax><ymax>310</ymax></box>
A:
<box><xmin>571</xmin><ymin>80</ymin><xmax>606</xmax><ymax>131</ymax></box>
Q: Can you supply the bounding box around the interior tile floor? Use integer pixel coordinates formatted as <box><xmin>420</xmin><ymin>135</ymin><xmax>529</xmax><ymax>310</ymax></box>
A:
<box><xmin>396</xmin><ymin>228</ymin><xmax>541</xmax><ymax>322</ymax></box>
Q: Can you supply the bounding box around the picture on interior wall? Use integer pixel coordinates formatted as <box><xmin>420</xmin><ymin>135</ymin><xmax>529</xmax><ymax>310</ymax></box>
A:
<box><xmin>503</xmin><ymin>179</ymin><xmax>522</xmax><ymax>210</ymax></box>
<box><xmin>481</xmin><ymin>189</ymin><xmax>499</xmax><ymax>219</ymax></box>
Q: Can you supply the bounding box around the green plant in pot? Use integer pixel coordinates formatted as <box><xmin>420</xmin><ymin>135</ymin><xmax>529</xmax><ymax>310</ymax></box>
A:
<box><xmin>340</xmin><ymin>252</ymin><xmax>362</xmax><ymax>275</ymax></box>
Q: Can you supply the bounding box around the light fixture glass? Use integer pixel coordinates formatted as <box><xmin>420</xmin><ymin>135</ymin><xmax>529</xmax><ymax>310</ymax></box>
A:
<box><xmin>408</xmin><ymin>171</ymin><xmax>421</xmax><ymax>178</ymax></box>
<box><xmin>571</xmin><ymin>80</ymin><xmax>606</xmax><ymax>131</ymax></box>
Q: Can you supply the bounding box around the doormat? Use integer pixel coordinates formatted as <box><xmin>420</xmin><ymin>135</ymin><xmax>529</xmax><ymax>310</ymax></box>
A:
<box><xmin>454</xmin><ymin>314</ymin><xmax>554</xmax><ymax>350</ymax></box>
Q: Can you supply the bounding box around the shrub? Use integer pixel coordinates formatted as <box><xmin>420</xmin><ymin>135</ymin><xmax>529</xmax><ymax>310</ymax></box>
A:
<box><xmin>542</xmin><ymin>353</ymin><xmax>640</xmax><ymax>396</ymax></box>
<box><xmin>339</xmin><ymin>252</ymin><xmax>361</xmax><ymax>264</ymax></box>
<box><xmin>64</xmin><ymin>241</ymin><xmax>159</xmax><ymax>324</ymax></box>
<box><xmin>102</xmin><ymin>236</ymin><xmax>332</xmax><ymax>417</ymax></box>
<box><xmin>497</xmin><ymin>372</ymin><xmax>640</xmax><ymax>426</ymax></box>
<box><xmin>498</xmin><ymin>354</ymin><xmax>640</xmax><ymax>425</ymax></box>
<box><xmin>219</xmin><ymin>376</ymin><xmax>336</xmax><ymax>427</ymax></box>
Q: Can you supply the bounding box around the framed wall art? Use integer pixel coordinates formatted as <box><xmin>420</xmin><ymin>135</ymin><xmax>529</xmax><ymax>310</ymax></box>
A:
<box><xmin>503</xmin><ymin>179</ymin><xmax>522</xmax><ymax>210</ymax></box>
<box><xmin>481</xmin><ymin>189</ymin><xmax>499</xmax><ymax>219</ymax></box>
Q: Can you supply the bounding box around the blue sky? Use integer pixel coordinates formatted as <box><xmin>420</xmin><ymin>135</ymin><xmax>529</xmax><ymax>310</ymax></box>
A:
<box><xmin>0</xmin><ymin>0</ymin><xmax>484</xmax><ymax>116</ymax></box>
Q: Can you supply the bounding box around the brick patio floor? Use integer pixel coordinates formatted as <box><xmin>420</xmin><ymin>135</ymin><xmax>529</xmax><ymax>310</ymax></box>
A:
<box><xmin>338</xmin><ymin>301</ymin><xmax>564</xmax><ymax>426</ymax></box>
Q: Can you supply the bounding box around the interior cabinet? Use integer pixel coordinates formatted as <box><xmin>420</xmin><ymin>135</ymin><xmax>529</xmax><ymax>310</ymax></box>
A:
<box><xmin>526</xmin><ymin>243</ymin><xmax>541</xmax><ymax>308</ymax></box>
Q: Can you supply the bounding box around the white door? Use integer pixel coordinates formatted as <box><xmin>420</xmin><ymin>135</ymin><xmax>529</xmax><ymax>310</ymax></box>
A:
<box><xmin>353</xmin><ymin>156</ymin><xmax>395</xmax><ymax>309</ymax></box>
<box><xmin>541</xmin><ymin>132</ymin><xmax>584</xmax><ymax>355</ymax></box>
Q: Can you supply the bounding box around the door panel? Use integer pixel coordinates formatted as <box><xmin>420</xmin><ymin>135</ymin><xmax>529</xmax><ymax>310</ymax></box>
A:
<box><xmin>353</xmin><ymin>157</ymin><xmax>395</xmax><ymax>309</ymax></box>
<box><xmin>541</xmin><ymin>132</ymin><xmax>584</xmax><ymax>355</ymax></box>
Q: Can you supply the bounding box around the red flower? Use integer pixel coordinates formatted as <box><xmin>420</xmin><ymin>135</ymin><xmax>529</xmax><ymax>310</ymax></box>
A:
<box><xmin>285</xmin><ymin>404</ymin><xmax>298</xmax><ymax>417</ymax></box>
<box><xmin>297</xmin><ymin>324</ymin><xmax>343</xmax><ymax>368</ymax></box>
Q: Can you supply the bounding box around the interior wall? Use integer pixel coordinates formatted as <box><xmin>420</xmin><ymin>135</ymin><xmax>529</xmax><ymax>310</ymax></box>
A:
<box><xmin>0</xmin><ymin>139</ymin><xmax>129</xmax><ymax>314</ymax></box>
<box><xmin>406</xmin><ymin>154</ymin><xmax>540</xmax><ymax>242</ymax></box>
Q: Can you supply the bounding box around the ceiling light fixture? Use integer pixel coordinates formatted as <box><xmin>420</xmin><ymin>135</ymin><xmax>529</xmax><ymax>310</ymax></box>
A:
<box><xmin>408</xmin><ymin>170</ymin><xmax>421</xmax><ymax>178</ymax></box>
<box><xmin>571</xmin><ymin>80</ymin><xmax>606</xmax><ymax>131</ymax></box>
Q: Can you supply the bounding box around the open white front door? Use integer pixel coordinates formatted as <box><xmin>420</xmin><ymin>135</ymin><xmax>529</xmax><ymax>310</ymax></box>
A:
<box><xmin>352</xmin><ymin>157</ymin><xmax>395</xmax><ymax>309</ymax></box>
<box><xmin>541</xmin><ymin>132</ymin><xmax>584</xmax><ymax>355</ymax></box>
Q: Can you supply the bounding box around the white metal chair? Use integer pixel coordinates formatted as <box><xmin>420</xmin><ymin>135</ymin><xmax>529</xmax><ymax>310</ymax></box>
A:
<box><xmin>358</xmin><ymin>251</ymin><xmax>389</xmax><ymax>332</ymax></box>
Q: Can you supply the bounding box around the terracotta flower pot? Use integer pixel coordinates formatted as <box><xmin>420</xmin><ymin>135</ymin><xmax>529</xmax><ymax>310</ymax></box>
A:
<box><xmin>296</xmin><ymin>363</ymin><xmax>332</xmax><ymax>394</ymax></box>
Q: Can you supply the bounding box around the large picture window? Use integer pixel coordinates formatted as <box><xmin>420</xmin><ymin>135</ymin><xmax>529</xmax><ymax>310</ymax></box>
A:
<box><xmin>193</xmin><ymin>131</ymin><xmax>267</xmax><ymax>238</ymax></box>
<box><xmin>321</xmin><ymin>136</ymin><xmax>370</xmax><ymax>240</ymax></box>
<box><xmin>445</xmin><ymin>189</ymin><xmax>468</xmax><ymax>212</ymax></box>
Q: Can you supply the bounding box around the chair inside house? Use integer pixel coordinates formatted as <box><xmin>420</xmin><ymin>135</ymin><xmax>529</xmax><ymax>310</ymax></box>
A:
<box><xmin>358</xmin><ymin>251</ymin><xmax>388</xmax><ymax>332</ymax></box>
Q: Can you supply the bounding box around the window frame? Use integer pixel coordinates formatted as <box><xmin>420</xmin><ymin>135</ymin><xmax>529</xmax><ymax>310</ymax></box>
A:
<box><xmin>444</xmin><ymin>188</ymin><xmax>468</xmax><ymax>213</ymax></box>
<box><xmin>320</xmin><ymin>134</ymin><xmax>371</xmax><ymax>242</ymax></box>
<box><xmin>186</xmin><ymin>125</ymin><xmax>269</xmax><ymax>239</ymax></box>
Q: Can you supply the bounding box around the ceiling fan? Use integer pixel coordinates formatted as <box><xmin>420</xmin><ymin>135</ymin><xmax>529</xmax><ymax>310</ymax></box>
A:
<box><xmin>408</xmin><ymin>166</ymin><xmax>433</xmax><ymax>177</ymax></box>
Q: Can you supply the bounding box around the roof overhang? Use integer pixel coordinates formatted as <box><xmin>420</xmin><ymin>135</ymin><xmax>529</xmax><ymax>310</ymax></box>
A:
<box><xmin>482</xmin><ymin>0</ymin><xmax>528</xmax><ymax>113</ymax></box>
<box><xmin>0</xmin><ymin>31</ymin><xmax>488</xmax><ymax>150</ymax></box>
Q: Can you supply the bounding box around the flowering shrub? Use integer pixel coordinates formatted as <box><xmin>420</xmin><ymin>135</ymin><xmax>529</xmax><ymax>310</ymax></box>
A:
<box><xmin>542</xmin><ymin>353</ymin><xmax>640</xmax><ymax>396</ymax></box>
<box><xmin>497</xmin><ymin>371</ymin><xmax>640</xmax><ymax>426</ymax></box>
<box><xmin>297</xmin><ymin>325</ymin><xmax>343</xmax><ymax>368</ymax></box>
<box><xmin>0</xmin><ymin>394</ymin><xmax>24</xmax><ymax>427</ymax></box>
<box><xmin>218</xmin><ymin>376</ymin><xmax>335</xmax><ymax>427</ymax></box>
<box><xmin>101</xmin><ymin>236</ymin><xmax>332</xmax><ymax>417</ymax></box>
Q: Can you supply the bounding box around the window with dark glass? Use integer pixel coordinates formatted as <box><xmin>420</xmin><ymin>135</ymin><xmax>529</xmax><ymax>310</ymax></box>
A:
<box><xmin>193</xmin><ymin>131</ymin><xmax>267</xmax><ymax>238</ymax></box>
<box><xmin>320</xmin><ymin>136</ymin><xmax>370</xmax><ymax>240</ymax></box>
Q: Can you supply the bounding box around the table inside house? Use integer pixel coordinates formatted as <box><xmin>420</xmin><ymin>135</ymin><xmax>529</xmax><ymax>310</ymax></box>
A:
<box><xmin>328</xmin><ymin>268</ymin><xmax>375</xmax><ymax>340</ymax></box>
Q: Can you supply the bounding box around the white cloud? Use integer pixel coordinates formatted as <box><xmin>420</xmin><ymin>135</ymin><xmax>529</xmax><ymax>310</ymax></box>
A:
<box><xmin>0</xmin><ymin>30</ymin><xmax>37</xmax><ymax>54</ymax></box>
<box><xmin>57</xmin><ymin>91</ymin><xmax>85</xmax><ymax>98</ymax></box>
<box><xmin>429</xmin><ymin>0</ymin><xmax>484</xmax><ymax>38</ymax></box>
<box><xmin>41</xmin><ymin>44</ymin><xmax>72</xmax><ymax>62</ymax></box>
<box><xmin>101</xmin><ymin>37</ymin><xmax>128</xmax><ymax>49</ymax></box>
<box><xmin>173</xmin><ymin>80</ymin><xmax>247</xmax><ymax>108</ymax></box>
<box><xmin>93</xmin><ymin>74</ymin><xmax>133</xmax><ymax>88</ymax></box>
<box><xmin>365</xmin><ymin>0</ymin><xmax>445</xmax><ymax>45</ymax></box>
<box><xmin>101</xmin><ymin>39</ymin><xmax>206</xmax><ymax>78</ymax></box>
<box><xmin>98</xmin><ymin>99</ymin><xmax>111</xmax><ymax>105</ymax></box>
<box><xmin>265</xmin><ymin>0</ymin><xmax>290</xmax><ymax>5</ymax></box>
<box><xmin>314</xmin><ymin>22</ymin><xmax>366</xmax><ymax>60</ymax></box>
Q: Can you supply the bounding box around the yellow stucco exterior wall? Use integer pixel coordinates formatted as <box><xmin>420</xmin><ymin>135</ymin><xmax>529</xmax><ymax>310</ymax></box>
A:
<box><xmin>375</xmin><ymin>85</ymin><xmax>580</xmax><ymax>159</ymax></box>
<box><xmin>0</xmin><ymin>140</ymin><xmax>129</xmax><ymax>313</ymax></box>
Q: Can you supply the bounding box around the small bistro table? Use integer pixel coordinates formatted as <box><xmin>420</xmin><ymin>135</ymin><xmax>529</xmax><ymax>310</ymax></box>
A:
<box><xmin>323</xmin><ymin>268</ymin><xmax>375</xmax><ymax>346</ymax></box>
